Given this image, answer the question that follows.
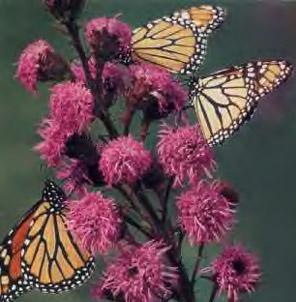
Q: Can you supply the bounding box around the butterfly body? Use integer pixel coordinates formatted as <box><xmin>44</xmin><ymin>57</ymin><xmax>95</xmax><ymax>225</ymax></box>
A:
<box><xmin>0</xmin><ymin>181</ymin><xmax>95</xmax><ymax>301</ymax></box>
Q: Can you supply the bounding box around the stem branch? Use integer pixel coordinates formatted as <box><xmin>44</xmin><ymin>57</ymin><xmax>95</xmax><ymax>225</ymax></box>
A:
<box><xmin>64</xmin><ymin>20</ymin><xmax>118</xmax><ymax>139</ymax></box>
<box><xmin>161</xmin><ymin>177</ymin><xmax>173</xmax><ymax>223</ymax></box>
<box><xmin>124</xmin><ymin>215</ymin><xmax>152</xmax><ymax>238</ymax></box>
<box><xmin>191</xmin><ymin>244</ymin><xmax>205</xmax><ymax>285</ymax></box>
<box><xmin>208</xmin><ymin>284</ymin><xmax>218</xmax><ymax>302</ymax></box>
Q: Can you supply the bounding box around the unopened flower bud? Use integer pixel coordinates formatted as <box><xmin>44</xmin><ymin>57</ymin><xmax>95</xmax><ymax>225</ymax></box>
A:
<box><xmin>44</xmin><ymin>0</ymin><xmax>86</xmax><ymax>21</ymax></box>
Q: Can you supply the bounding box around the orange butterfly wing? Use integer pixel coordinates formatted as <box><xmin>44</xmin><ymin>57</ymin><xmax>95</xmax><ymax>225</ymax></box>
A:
<box><xmin>21</xmin><ymin>181</ymin><xmax>95</xmax><ymax>294</ymax></box>
<box><xmin>190</xmin><ymin>60</ymin><xmax>293</xmax><ymax>145</ymax></box>
<box><xmin>132</xmin><ymin>17</ymin><xmax>207</xmax><ymax>74</ymax></box>
<box><xmin>173</xmin><ymin>5</ymin><xmax>226</xmax><ymax>34</ymax></box>
<box><xmin>0</xmin><ymin>205</ymin><xmax>38</xmax><ymax>301</ymax></box>
<box><xmin>0</xmin><ymin>181</ymin><xmax>95</xmax><ymax>302</ymax></box>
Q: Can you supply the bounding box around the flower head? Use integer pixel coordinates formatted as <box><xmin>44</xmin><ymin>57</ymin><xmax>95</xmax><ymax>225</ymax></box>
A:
<box><xmin>35</xmin><ymin>119</ymin><xmax>71</xmax><ymax>167</ymax></box>
<box><xmin>126</xmin><ymin>63</ymin><xmax>187</xmax><ymax>119</ymax></box>
<box><xmin>85</xmin><ymin>17</ymin><xmax>132</xmax><ymax>59</ymax></box>
<box><xmin>56</xmin><ymin>159</ymin><xmax>92</xmax><ymax>196</ymax></box>
<box><xmin>65</xmin><ymin>191</ymin><xmax>123</xmax><ymax>255</ymax></box>
<box><xmin>177</xmin><ymin>181</ymin><xmax>235</xmax><ymax>244</ymax></box>
<box><xmin>44</xmin><ymin>0</ymin><xmax>86</xmax><ymax>20</ymax></box>
<box><xmin>157</xmin><ymin>125</ymin><xmax>215</xmax><ymax>187</ymax></box>
<box><xmin>16</xmin><ymin>40</ymin><xmax>68</xmax><ymax>93</ymax></box>
<box><xmin>102</xmin><ymin>62</ymin><xmax>130</xmax><ymax>97</ymax></box>
<box><xmin>99</xmin><ymin>135</ymin><xmax>152</xmax><ymax>186</ymax></box>
<box><xmin>49</xmin><ymin>81</ymin><xmax>94</xmax><ymax>134</ymax></box>
<box><xmin>71</xmin><ymin>59</ymin><xmax>129</xmax><ymax>101</ymax></box>
<box><xmin>210</xmin><ymin>245</ymin><xmax>261</xmax><ymax>302</ymax></box>
<box><xmin>216</xmin><ymin>180</ymin><xmax>240</xmax><ymax>210</ymax></box>
<box><xmin>93</xmin><ymin>241</ymin><xmax>178</xmax><ymax>302</ymax></box>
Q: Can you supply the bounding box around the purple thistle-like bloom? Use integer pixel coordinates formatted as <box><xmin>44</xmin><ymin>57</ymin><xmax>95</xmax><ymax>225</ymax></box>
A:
<box><xmin>65</xmin><ymin>191</ymin><xmax>123</xmax><ymax>255</ymax></box>
<box><xmin>210</xmin><ymin>245</ymin><xmax>261</xmax><ymax>302</ymax></box>
<box><xmin>49</xmin><ymin>81</ymin><xmax>94</xmax><ymax>134</ymax></box>
<box><xmin>177</xmin><ymin>181</ymin><xmax>235</xmax><ymax>244</ymax></box>
<box><xmin>85</xmin><ymin>17</ymin><xmax>132</xmax><ymax>58</ymax></box>
<box><xmin>93</xmin><ymin>240</ymin><xmax>178</xmax><ymax>302</ymax></box>
<box><xmin>71</xmin><ymin>59</ymin><xmax>130</xmax><ymax>97</ymax></box>
<box><xmin>35</xmin><ymin>119</ymin><xmax>71</xmax><ymax>167</ymax></box>
<box><xmin>16</xmin><ymin>39</ymin><xmax>67</xmax><ymax>93</ymax></box>
<box><xmin>99</xmin><ymin>135</ymin><xmax>152</xmax><ymax>186</ymax></box>
<box><xmin>157</xmin><ymin>124</ymin><xmax>215</xmax><ymax>187</ymax></box>
<box><xmin>102</xmin><ymin>62</ymin><xmax>130</xmax><ymax>96</ymax></box>
<box><xmin>126</xmin><ymin>63</ymin><xmax>187</xmax><ymax>119</ymax></box>
<box><xmin>56</xmin><ymin>159</ymin><xmax>91</xmax><ymax>196</ymax></box>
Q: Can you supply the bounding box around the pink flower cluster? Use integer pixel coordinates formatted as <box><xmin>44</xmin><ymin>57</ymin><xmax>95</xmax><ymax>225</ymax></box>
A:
<box><xmin>93</xmin><ymin>241</ymin><xmax>178</xmax><ymax>302</ymax></box>
<box><xmin>210</xmin><ymin>245</ymin><xmax>261</xmax><ymax>302</ymax></box>
<box><xmin>99</xmin><ymin>135</ymin><xmax>152</xmax><ymax>186</ymax></box>
<box><xmin>66</xmin><ymin>191</ymin><xmax>123</xmax><ymax>255</ymax></box>
<box><xmin>35</xmin><ymin>119</ymin><xmax>71</xmax><ymax>166</ymax></box>
<box><xmin>85</xmin><ymin>17</ymin><xmax>132</xmax><ymax>58</ymax></box>
<box><xmin>49</xmin><ymin>81</ymin><xmax>94</xmax><ymax>133</ymax></box>
<box><xmin>35</xmin><ymin>81</ymin><xmax>94</xmax><ymax>166</ymax></box>
<box><xmin>158</xmin><ymin>124</ymin><xmax>215</xmax><ymax>187</ymax></box>
<box><xmin>126</xmin><ymin>63</ymin><xmax>187</xmax><ymax>118</ymax></box>
<box><xmin>56</xmin><ymin>159</ymin><xmax>91</xmax><ymax>196</ymax></box>
<box><xmin>177</xmin><ymin>181</ymin><xmax>235</xmax><ymax>244</ymax></box>
<box><xmin>71</xmin><ymin>58</ymin><xmax>129</xmax><ymax>98</ymax></box>
<box><xmin>15</xmin><ymin>4</ymin><xmax>264</xmax><ymax>302</ymax></box>
<box><xmin>16</xmin><ymin>40</ymin><xmax>55</xmax><ymax>93</ymax></box>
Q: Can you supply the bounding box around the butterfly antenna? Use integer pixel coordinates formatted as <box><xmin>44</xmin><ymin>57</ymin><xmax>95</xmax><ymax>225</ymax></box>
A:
<box><xmin>114</xmin><ymin>12</ymin><xmax>123</xmax><ymax>19</ymax></box>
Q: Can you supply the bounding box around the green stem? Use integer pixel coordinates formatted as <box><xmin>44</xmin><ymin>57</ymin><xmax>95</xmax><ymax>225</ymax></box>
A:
<box><xmin>161</xmin><ymin>177</ymin><xmax>173</xmax><ymax>223</ymax></box>
<box><xmin>208</xmin><ymin>284</ymin><xmax>218</xmax><ymax>302</ymax></box>
<box><xmin>191</xmin><ymin>244</ymin><xmax>205</xmax><ymax>285</ymax></box>
<box><xmin>167</xmin><ymin>249</ymin><xmax>195</xmax><ymax>302</ymax></box>
<box><xmin>124</xmin><ymin>215</ymin><xmax>152</xmax><ymax>238</ymax></box>
<box><xmin>134</xmin><ymin>184</ymin><xmax>161</xmax><ymax>230</ymax></box>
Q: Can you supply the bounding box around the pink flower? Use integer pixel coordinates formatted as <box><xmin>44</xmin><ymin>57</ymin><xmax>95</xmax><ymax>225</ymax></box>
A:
<box><xmin>49</xmin><ymin>81</ymin><xmax>94</xmax><ymax>134</ymax></box>
<box><xmin>70</xmin><ymin>60</ymin><xmax>88</xmax><ymax>82</ymax></box>
<box><xmin>102</xmin><ymin>62</ymin><xmax>130</xmax><ymax>96</ymax></box>
<box><xmin>85</xmin><ymin>17</ymin><xmax>132</xmax><ymax>58</ymax></box>
<box><xmin>157</xmin><ymin>125</ymin><xmax>215</xmax><ymax>187</ymax></box>
<box><xmin>99</xmin><ymin>135</ymin><xmax>152</xmax><ymax>186</ymax></box>
<box><xmin>16</xmin><ymin>39</ymin><xmax>67</xmax><ymax>93</ymax></box>
<box><xmin>216</xmin><ymin>180</ymin><xmax>240</xmax><ymax>210</ymax></box>
<box><xmin>65</xmin><ymin>191</ymin><xmax>122</xmax><ymax>255</ymax></box>
<box><xmin>93</xmin><ymin>241</ymin><xmax>178</xmax><ymax>302</ymax></box>
<box><xmin>126</xmin><ymin>63</ymin><xmax>187</xmax><ymax>119</ymax></box>
<box><xmin>70</xmin><ymin>57</ymin><xmax>97</xmax><ymax>82</ymax></box>
<box><xmin>35</xmin><ymin>119</ymin><xmax>71</xmax><ymax>167</ymax></box>
<box><xmin>210</xmin><ymin>245</ymin><xmax>261</xmax><ymax>302</ymax></box>
<box><xmin>177</xmin><ymin>181</ymin><xmax>235</xmax><ymax>244</ymax></box>
<box><xmin>71</xmin><ymin>59</ymin><xmax>130</xmax><ymax>97</ymax></box>
<box><xmin>56</xmin><ymin>159</ymin><xmax>92</xmax><ymax>196</ymax></box>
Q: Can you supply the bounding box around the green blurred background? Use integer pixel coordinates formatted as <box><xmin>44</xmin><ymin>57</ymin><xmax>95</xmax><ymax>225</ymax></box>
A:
<box><xmin>0</xmin><ymin>0</ymin><xmax>296</xmax><ymax>301</ymax></box>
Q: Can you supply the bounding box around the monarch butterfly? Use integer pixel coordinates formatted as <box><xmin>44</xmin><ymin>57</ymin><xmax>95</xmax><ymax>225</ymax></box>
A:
<box><xmin>131</xmin><ymin>5</ymin><xmax>225</xmax><ymax>74</ymax></box>
<box><xmin>173</xmin><ymin>5</ymin><xmax>226</xmax><ymax>34</ymax></box>
<box><xmin>190</xmin><ymin>60</ymin><xmax>293</xmax><ymax>146</ymax></box>
<box><xmin>0</xmin><ymin>180</ymin><xmax>95</xmax><ymax>302</ymax></box>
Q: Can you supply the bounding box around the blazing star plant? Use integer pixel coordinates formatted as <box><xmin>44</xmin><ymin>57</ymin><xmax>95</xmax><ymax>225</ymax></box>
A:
<box><xmin>15</xmin><ymin>2</ymin><xmax>261</xmax><ymax>302</ymax></box>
